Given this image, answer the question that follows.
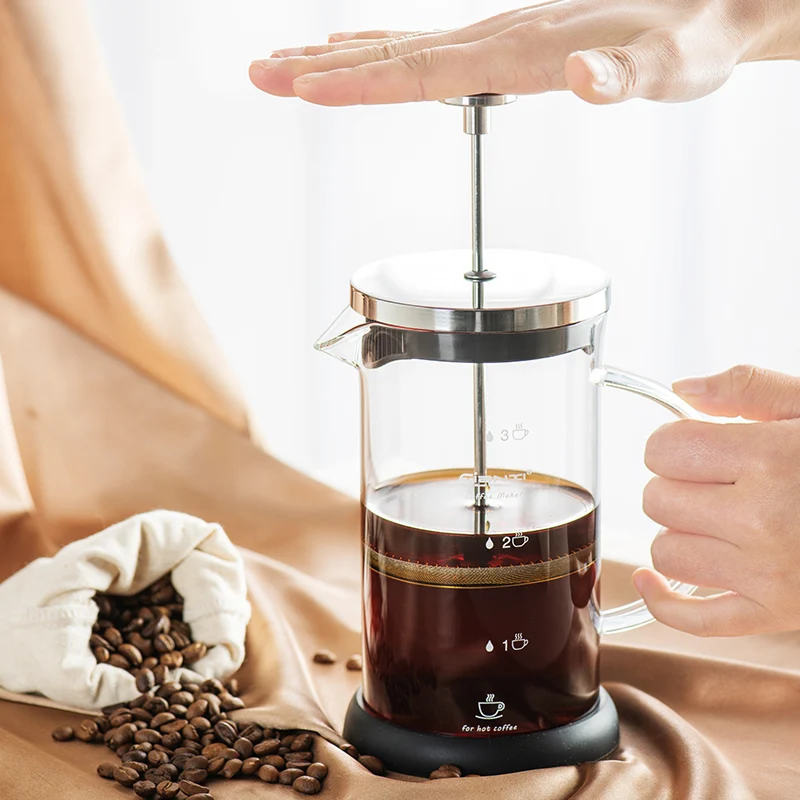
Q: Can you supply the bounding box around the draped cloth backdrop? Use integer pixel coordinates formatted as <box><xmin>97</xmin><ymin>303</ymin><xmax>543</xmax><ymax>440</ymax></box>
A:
<box><xmin>0</xmin><ymin>1</ymin><xmax>798</xmax><ymax>798</ymax></box>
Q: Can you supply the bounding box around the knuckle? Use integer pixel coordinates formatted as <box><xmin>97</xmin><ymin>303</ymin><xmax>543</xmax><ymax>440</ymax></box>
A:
<box><xmin>642</xmin><ymin>478</ymin><xmax>667</xmax><ymax>521</ymax></box>
<box><xmin>604</xmin><ymin>46</ymin><xmax>642</xmax><ymax>96</ymax></box>
<box><xmin>650</xmin><ymin>533</ymin><xmax>680</xmax><ymax>578</ymax></box>
<box><xmin>728</xmin><ymin>363</ymin><xmax>758</xmax><ymax>397</ymax></box>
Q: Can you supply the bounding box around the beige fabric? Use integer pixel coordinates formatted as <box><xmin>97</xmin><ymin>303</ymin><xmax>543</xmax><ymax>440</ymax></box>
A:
<box><xmin>0</xmin><ymin>1</ymin><xmax>798</xmax><ymax>798</ymax></box>
<box><xmin>0</xmin><ymin>511</ymin><xmax>250</xmax><ymax>709</ymax></box>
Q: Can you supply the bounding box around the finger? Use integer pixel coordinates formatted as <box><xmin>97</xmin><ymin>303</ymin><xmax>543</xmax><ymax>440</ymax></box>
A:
<box><xmin>643</xmin><ymin>478</ymin><xmax>742</xmax><ymax>543</ymax></box>
<box><xmin>272</xmin><ymin>38</ymin><xmax>403</xmax><ymax>59</ymax></box>
<box><xmin>673</xmin><ymin>365</ymin><xmax>800</xmax><ymax>421</ymax></box>
<box><xmin>252</xmin><ymin>31</ymin><xmax>464</xmax><ymax>98</ymax></box>
<box><xmin>632</xmin><ymin>568</ymin><xmax>773</xmax><ymax>637</ymax></box>
<box><xmin>328</xmin><ymin>30</ymin><xmax>419</xmax><ymax>43</ymax></box>
<box><xmin>649</xmin><ymin>529</ymin><xmax>744</xmax><ymax>590</ymax></box>
<box><xmin>564</xmin><ymin>32</ymin><xmax>731</xmax><ymax>105</ymax></box>
<box><xmin>645</xmin><ymin>419</ymin><xmax>751</xmax><ymax>483</ymax></box>
<box><xmin>290</xmin><ymin>35</ymin><xmax>557</xmax><ymax>107</ymax></box>
<box><xmin>273</xmin><ymin>30</ymin><xmax>451</xmax><ymax>59</ymax></box>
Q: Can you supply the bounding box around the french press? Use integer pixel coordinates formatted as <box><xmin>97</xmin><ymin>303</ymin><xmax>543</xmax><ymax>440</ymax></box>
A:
<box><xmin>316</xmin><ymin>95</ymin><xmax>698</xmax><ymax>776</ymax></box>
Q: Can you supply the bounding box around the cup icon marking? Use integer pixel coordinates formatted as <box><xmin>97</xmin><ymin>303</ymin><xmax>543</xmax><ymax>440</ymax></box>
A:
<box><xmin>511</xmin><ymin>533</ymin><xmax>529</xmax><ymax>548</ymax></box>
<box><xmin>475</xmin><ymin>693</ymin><xmax>505</xmax><ymax>720</ymax></box>
<box><xmin>511</xmin><ymin>633</ymin><xmax>528</xmax><ymax>651</ymax></box>
<box><xmin>512</xmin><ymin>423</ymin><xmax>529</xmax><ymax>441</ymax></box>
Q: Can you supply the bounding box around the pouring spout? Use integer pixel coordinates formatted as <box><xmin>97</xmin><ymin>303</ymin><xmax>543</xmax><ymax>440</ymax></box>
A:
<box><xmin>314</xmin><ymin>307</ymin><xmax>370</xmax><ymax>368</ymax></box>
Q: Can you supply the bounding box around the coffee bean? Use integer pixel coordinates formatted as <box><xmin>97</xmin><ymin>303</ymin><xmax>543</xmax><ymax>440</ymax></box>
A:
<box><xmin>262</xmin><ymin>755</ymin><xmax>286</xmax><ymax>770</ymax></box>
<box><xmin>292</xmin><ymin>732</ymin><xmax>313</xmax><ymax>752</ymax></box>
<box><xmin>201</xmin><ymin>742</ymin><xmax>227</xmax><ymax>759</ymax></box>
<box><xmin>186</xmin><ymin>699</ymin><xmax>208</xmax><ymax>720</ymax></box>
<box><xmin>147</xmin><ymin>750</ymin><xmax>170</xmax><ymax>767</ymax></box>
<box><xmin>134</xmin><ymin>728</ymin><xmax>161</xmax><ymax>745</ymax></box>
<box><xmin>127</xmin><ymin>762</ymin><xmax>149</xmax><ymax>777</ymax></box>
<box><xmin>110</xmin><ymin>711</ymin><xmax>134</xmax><ymax>727</ymax></box>
<box><xmin>219</xmin><ymin>747</ymin><xmax>239</xmax><ymax>760</ymax></box>
<box><xmin>123</xmin><ymin>750</ymin><xmax>148</xmax><ymax>764</ymax></box>
<box><xmin>169</xmin><ymin>690</ymin><xmax>193</xmax><ymax>706</ymax></box>
<box><xmin>150</xmin><ymin>712</ymin><xmax>175</xmax><ymax>728</ymax></box>
<box><xmin>145</xmin><ymin>697</ymin><xmax>169</xmax><ymax>715</ymax></box>
<box><xmin>255</xmin><ymin>738</ymin><xmax>281</xmax><ymax>756</ymax></box>
<box><xmin>239</xmin><ymin>723</ymin><xmax>263</xmax><ymax>744</ymax></box>
<box><xmin>214</xmin><ymin>720</ymin><xmax>238</xmax><ymax>745</ymax></box>
<box><xmin>220</xmin><ymin>758</ymin><xmax>243</xmax><ymax>779</ymax></box>
<box><xmin>132</xmin><ymin>708</ymin><xmax>154</xmax><ymax>724</ymax></box>
<box><xmin>152</xmin><ymin>664</ymin><xmax>169</xmax><ymax>684</ymax></box>
<box><xmin>294</xmin><ymin>775</ymin><xmax>322</xmax><ymax>795</ymax></box>
<box><xmin>220</xmin><ymin>693</ymin><xmax>245</xmax><ymax>711</ymax></box>
<box><xmin>114</xmin><ymin>766</ymin><xmax>140</xmax><ymax>787</ymax></box>
<box><xmin>312</xmin><ymin>649</ymin><xmax>337</xmax><ymax>664</ymax></box>
<box><xmin>430</xmin><ymin>768</ymin><xmax>460</xmax><ymax>779</ymax></box>
<box><xmin>154</xmin><ymin>634</ymin><xmax>175</xmax><ymax>654</ymax></box>
<box><xmin>437</xmin><ymin>764</ymin><xmax>462</xmax><ymax>777</ymax></box>
<box><xmin>358</xmin><ymin>755</ymin><xmax>385</xmax><ymax>775</ymax></box>
<box><xmin>161</xmin><ymin>731</ymin><xmax>182</xmax><ymax>749</ymax></box>
<box><xmin>179</xmin><ymin>775</ymin><xmax>209</xmax><ymax>793</ymax></box>
<box><xmin>281</xmin><ymin>734</ymin><xmax>297</xmax><ymax>748</ymax></box>
<box><xmin>241</xmin><ymin>757</ymin><xmax>261</xmax><ymax>776</ymax></box>
<box><xmin>109</xmin><ymin>653</ymin><xmax>131</xmax><ymax>669</ymax></box>
<box><xmin>279</xmin><ymin>768</ymin><xmax>305</xmax><ymax>785</ymax></box>
<box><xmin>207</xmin><ymin>757</ymin><xmax>225</xmax><ymax>775</ymax></box>
<box><xmin>286</xmin><ymin>751</ymin><xmax>313</xmax><ymax>763</ymax></box>
<box><xmin>109</xmin><ymin>723</ymin><xmax>138</xmax><ymax>749</ymax></box>
<box><xmin>307</xmin><ymin>763</ymin><xmax>328</xmax><ymax>781</ymax></box>
<box><xmin>258</xmin><ymin>764</ymin><xmax>280</xmax><ymax>783</ymax></box>
<box><xmin>97</xmin><ymin>762</ymin><xmax>116</xmax><ymax>779</ymax></box>
<box><xmin>160</xmin><ymin>719</ymin><xmax>187</xmax><ymax>734</ymax></box>
<box><xmin>94</xmin><ymin>646</ymin><xmax>110</xmax><ymax>663</ymax></box>
<box><xmin>346</xmin><ymin>654</ymin><xmax>363</xmax><ymax>671</ymax></box>
<box><xmin>340</xmin><ymin>744</ymin><xmax>359</xmax><ymax>759</ymax></box>
<box><xmin>181</xmin><ymin>769</ymin><xmax>208</xmax><ymax>785</ymax></box>
<box><xmin>136</xmin><ymin>669</ymin><xmax>156</xmax><ymax>693</ymax></box>
<box><xmin>181</xmin><ymin>642</ymin><xmax>207</xmax><ymax>665</ymax></box>
<box><xmin>155</xmin><ymin>781</ymin><xmax>180</xmax><ymax>799</ymax></box>
<box><xmin>119</xmin><ymin>643</ymin><xmax>144</xmax><ymax>666</ymax></box>
<box><xmin>105</xmin><ymin>627</ymin><xmax>124</xmax><ymax>648</ymax></box>
<box><xmin>183</xmin><ymin>755</ymin><xmax>209</xmax><ymax>771</ymax></box>
<box><xmin>133</xmin><ymin>779</ymin><xmax>157</xmax><ymax>797</ymax></box>
<box><xmin>90</xmin><ymin>633</ymin><xmax>112</xmax><ymax>651</ymax></box>
<box><xmin>76</xmin><ymin>720</ymin><xmax>99</xmax><ymax>742</ymax></box>
<box><xmin>233</xmin><ymin>737</ymin><xmax>254</xmax><ymax>759</ymax></box>
<box><xmin>201</xmin><ymin>678</ymin><xmax>224</xmax><ymax>695</ymax></box>
<box><xmin>159</xmin><ymin>651</ymin><xmax>183</xmax><ymax>668</ymax></box>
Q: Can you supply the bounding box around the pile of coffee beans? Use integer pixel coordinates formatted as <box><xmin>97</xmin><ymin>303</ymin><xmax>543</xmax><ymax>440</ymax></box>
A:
<box><xmin>52</xmin><ymin>675</ymin><xmax>331</xmax><ymax>796</ymax></box>
<box><xmin>90</xmin><ymin>575</ymin><xmax>207</xmax><ymax>675</ymax></box>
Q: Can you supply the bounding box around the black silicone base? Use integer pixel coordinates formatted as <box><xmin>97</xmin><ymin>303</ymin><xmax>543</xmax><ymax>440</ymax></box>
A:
<box><xmin>342</xmin><ymin>688</ymin><xmax>619</xmax><ymax>777</ymax></box>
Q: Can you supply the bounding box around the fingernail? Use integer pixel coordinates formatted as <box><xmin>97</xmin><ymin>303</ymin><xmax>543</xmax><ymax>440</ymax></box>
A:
<box><xmin>250</xmin><ymin>58</ymin><xmax>283</xmax><ymax>71</ymax></box>
<box><xmin>329</xmin><ymin>31</ymin><xmax>356</xmax><ymax>42</ymax></box>
<box><xmin>271</xmin><ymin>47</ymin><xmax>304</xmax><ymax>58</ymax></box>
<box><xmin>632</xmin><ymin>571</ymin><xmax>646</xmax><ymax>595</ymax></box>
<box><xmin>578</xmin><ymin>50</ymin><xmax>619</xmax><ymax>95</ymax></box>
<box><xmin>672</xmin><ymin>376</ymin><xmax>709</xmax><ymax>397</ymax></box>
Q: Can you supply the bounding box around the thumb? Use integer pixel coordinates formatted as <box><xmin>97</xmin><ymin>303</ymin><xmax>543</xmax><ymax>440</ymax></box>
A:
<box><xmin>565</xmin><ymin>35</ymin><xmax>729</xmax><ymax>105</ymax></box>
<box><xmin>672</xmin><ymin>365</ymin><xmax>800</xmax><ymax>421</ymax></box>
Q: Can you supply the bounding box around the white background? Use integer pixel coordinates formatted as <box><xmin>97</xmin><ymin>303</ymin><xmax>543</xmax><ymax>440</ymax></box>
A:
<box><xmin>87</xmin><ymin>1</ymin><xmax>800</xmax><ymax>565</ymax></box>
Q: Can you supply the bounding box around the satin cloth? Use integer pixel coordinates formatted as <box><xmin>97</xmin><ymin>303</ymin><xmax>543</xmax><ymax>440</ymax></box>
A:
<box><xmin>0</xmin><ymin>0</ymin><xmax>798</xmax><ymax>797</ymax></box>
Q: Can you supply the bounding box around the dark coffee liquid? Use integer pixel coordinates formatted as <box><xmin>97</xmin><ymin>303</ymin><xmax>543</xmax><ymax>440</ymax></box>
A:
<box><xmin>361</xmin><ymin>469</ymin><xmax>599</xmax><ymax>737</ymax></box>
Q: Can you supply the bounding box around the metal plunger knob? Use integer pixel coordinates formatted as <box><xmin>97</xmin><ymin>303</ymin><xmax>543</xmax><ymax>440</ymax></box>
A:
<box><xmin>440</xmin><ymin>94</ymin><xmax>516</xmax><ymax>529</ymax></box>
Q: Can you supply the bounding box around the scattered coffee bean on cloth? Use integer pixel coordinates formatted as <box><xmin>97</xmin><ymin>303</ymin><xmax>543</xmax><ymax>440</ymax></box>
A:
<box><xmin>312</xmin><ymin>649</ymin><xmax>337</xmax><ymax>665</ymax></box>
<box><xmin>345</xmin><ymin>654</ymin><xmax>362</xmax><ymax>671</ymax></box>
<box><xmin>51</xmin><ymin>576</ymin><xmax>396</xmax><ymax>796</ymax></box>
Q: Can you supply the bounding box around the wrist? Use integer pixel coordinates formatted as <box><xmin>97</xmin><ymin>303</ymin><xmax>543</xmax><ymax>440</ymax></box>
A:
<box><xmin>733</xmin><ymin>0</ymin><xmax>800</xmax><ymax>62</ymax></box>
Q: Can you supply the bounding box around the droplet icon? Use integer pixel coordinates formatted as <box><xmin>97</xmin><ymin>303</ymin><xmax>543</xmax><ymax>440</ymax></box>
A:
<box><xmin>487</xmin><ymin>431</ymin><xmax>494</xmax><ymax>442</ymax></box>
<box><xmin>485</xmin><ymin>538</ymin><xmax>494</xmax><ymax>550</ymax></box>
<box><xmin>485</xmin><ymin>640</ymin><xmax>494</xmax><ymax>653</ymax></box>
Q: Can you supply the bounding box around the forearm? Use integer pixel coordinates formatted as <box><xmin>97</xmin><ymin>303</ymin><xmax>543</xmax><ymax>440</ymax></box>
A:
<box><xmin>740</xmin><ymin>0</ymin><xmax>800</xmax><ymax>61</ymax></box>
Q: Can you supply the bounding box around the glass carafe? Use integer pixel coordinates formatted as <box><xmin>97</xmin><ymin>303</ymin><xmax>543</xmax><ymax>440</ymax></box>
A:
<box><xmin>316</xmin><ymin>249</ymin><xmax>697</xmax><ymax>775</ymax></box>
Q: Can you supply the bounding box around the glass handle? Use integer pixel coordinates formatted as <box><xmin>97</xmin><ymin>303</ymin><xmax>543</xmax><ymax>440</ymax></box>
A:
<box><xmin>590</xmin><ymin>366</ymin><xmax>701</xmax><ymax>635</ymax></box>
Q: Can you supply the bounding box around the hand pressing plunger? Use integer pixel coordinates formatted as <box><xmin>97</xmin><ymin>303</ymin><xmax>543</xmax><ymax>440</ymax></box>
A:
<box><xmin>251</xmin><ymin>0</ymin><xmax>800</xmax><ymax>106</ymax></box>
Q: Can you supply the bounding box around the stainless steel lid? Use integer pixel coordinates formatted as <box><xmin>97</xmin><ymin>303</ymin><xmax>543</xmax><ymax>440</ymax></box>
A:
<box><xmin>350</xmin><ymin>249</ymin><xmax>610</xmax><ymax>333</ymax></box>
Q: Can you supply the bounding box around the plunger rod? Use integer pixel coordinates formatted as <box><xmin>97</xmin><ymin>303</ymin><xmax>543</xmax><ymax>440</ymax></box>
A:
<box><xmin>465</xmin><ymin>104</ymin><xmax>491</xmax><ymax>530</ymax></box>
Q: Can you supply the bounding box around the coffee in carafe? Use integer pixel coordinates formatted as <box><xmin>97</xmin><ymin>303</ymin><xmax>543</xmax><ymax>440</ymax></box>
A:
<box><xmin>362</xmin><ymin>469</ymin><xmax>599</xmax><ymax>737</ymax></box>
